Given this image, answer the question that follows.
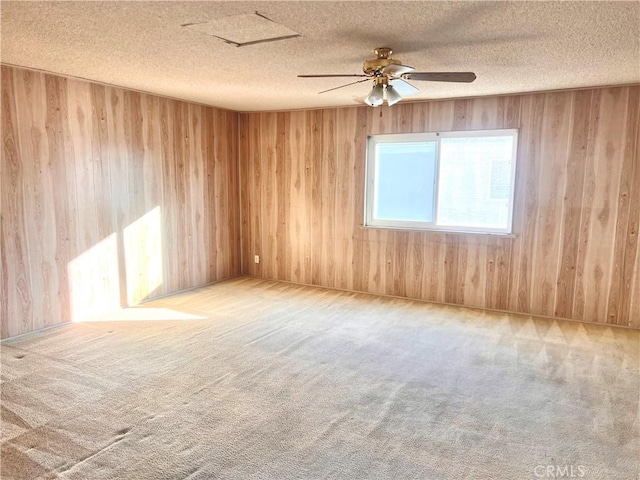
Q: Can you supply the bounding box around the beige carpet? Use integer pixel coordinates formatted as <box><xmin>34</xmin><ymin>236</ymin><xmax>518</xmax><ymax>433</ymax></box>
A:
<box><xmin>1</xmin><ymin>277</ymin><xmax>639</xmax><ymax>479</ymax></box>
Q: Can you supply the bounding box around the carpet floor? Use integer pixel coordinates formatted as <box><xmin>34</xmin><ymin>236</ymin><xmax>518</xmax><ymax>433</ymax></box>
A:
<box><xmin>1</xmin><ymin>277</ymin><xmax>639</xmax><ymax>479</ymax></box>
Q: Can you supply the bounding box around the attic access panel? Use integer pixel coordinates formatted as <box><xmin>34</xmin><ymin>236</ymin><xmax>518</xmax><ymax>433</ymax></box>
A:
<box><xmin>183</xmin><ymin>12</ymin><xmax>300</xmax><ymax>47</ymax></box>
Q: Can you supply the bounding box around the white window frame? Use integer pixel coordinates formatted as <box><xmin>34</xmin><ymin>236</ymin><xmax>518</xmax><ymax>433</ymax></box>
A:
<box><xmin>364</xmin><ymin>129</ymin><xmax>518</xmax><ymax>235</ymax></box>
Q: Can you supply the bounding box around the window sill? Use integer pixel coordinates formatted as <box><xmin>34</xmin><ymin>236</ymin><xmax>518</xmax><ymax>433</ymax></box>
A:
<box><xmin>361</xmin><ymin>225</ymin><xmax>517</xmax><ymax>238</ymax></box>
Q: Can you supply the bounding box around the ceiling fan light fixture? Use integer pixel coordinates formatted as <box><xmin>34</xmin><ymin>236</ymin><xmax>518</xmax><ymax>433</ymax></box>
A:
<box><xmin>386</xmin><ymin>85</ymin><xmax>402</xmax><ymax>106</ymax></box>
<box><xmin>365</xmin><ymin>83</ymin><xmax>384</xmax><ymax>107</ymax></box>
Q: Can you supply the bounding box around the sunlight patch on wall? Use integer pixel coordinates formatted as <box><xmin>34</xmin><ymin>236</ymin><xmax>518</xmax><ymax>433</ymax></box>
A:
<box><xmin>124</xmin><ymin>206</ymin><xmax>164</xmax><ymax>305</ymax></box>
<box><xmin>68</xmin><ymin>233</ymin><xmax>120</xmax><ymax>322</ymax></box>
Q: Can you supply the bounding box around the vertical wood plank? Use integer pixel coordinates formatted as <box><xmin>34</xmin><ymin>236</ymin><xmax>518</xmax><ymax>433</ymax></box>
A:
<box><xmin>530</xmin><ymin>92</ymin><xmax>572</xmax><ymax>317</ymax></box>
<box><xmin>321</xmin><ymin>108</ymin><xmax>337</xmax><ymax>288</ymax></box>
<box><xmin>554</xmin><ymin>90</ymin><xmax>592</xmax><ymax>318</ymax></box>
<box><xmin>15</xmin><ymin>70</ymin><xmax>50</xmax><ymax>331</ymax></box>
<box><xmin>309</xmin><ymin>110</ymin><xmax>324</xmax><ymax>286</ymax></box>
<box><xmin>577</xmin><ymin>89</ymin><xmax>628</xmax><ymax>323</ymax></box>
<box><xmin>159</xmin><ymin>97</ymin><xmax>178</xmax><ymax>293</ymax></box>
<box><xmin>238</xmin><ymin>114</ymin><xmax>250</xmax><ymax>275</ymax></box>
<box><xmin>1</xmin><ymin>66</ymin><xmax>33</xmax><ymax>337</ymax></box>
<box><xmin>276</xmin><ymin>112</ymin><xmax>288</xmax><ymax>281</ymax></box>
<box><xmin>607</xmin><ymin>87</ymin><xmax>639</xmax><ymax>326</ymax></box>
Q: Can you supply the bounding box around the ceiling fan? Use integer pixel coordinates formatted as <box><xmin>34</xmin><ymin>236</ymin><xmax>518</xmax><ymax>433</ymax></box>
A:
<box><xmin>298</xmin><ymin>47</ymin><xmax>476</xmax><ymax>107</ymax></box>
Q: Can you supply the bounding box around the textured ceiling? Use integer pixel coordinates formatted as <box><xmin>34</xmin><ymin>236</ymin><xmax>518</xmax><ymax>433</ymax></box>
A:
<box><xmin>2</xmin><ymin>1</ymin><xmax>639</xmax><ymax>112</ymax></box>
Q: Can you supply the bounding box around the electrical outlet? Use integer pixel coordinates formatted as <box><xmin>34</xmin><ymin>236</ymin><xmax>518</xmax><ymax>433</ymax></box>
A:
<box><xmin>254</xmin><ymin>255</ymin><xmax>260</xmax><ymax>264</ymax></box>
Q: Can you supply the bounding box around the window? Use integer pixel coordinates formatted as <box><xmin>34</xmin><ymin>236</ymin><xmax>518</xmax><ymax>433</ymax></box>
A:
<box><xmin>365</xmin><ymin>129</ymin><xmax>518</xmax><ymax>234</ymax></box>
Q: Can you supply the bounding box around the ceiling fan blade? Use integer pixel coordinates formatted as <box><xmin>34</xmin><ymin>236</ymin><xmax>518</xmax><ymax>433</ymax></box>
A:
<box><xmin>382</xmin><ymin>64</ymin><xmax>414</xmax><ymax>76</ymax></box>
<box><xmin>298</xmin><ymin>74</ymin><xmax>368</xmax><ymax>78</ymax></box>
<box><xmin>389</xmin><ymin>79</ymin><xmax>419</xmax><ymax>96</ymax></box>
<box><xmin>318</xmin><ymin>78</ymin><xmax>371</xmax><ymax>94</ymax></box>
<box><xmin>403</xmin><ymin>72</ymin><xmax>476</xmax><ymax>83</ymax></box>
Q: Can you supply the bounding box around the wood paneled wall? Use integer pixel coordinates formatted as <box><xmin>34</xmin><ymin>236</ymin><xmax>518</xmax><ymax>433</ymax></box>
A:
<box><xmin>2</xmin><ymin>64</ymin><xmax>638</xmax><ymax>337</ymax></box>
<box><xmin>239</xmin><ymin>86</ymin><xmax>640</xmax><ymax>328</ymax></box>
<box><xmin>1</xmin><ymin>65</ymin><xmax>240</xmax><ymax>338</ymax></box>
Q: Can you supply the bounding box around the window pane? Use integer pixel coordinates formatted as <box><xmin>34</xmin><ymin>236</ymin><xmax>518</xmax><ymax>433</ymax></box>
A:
<box><xmin>374</xmin><ymin>142</ymin><xmax>437</xmax><ymax>222</ymax></box>
<box><xmin>437</xmin><ymin>136</ymin><xmax>514</xmax><ymax>229</ymax></box>
<box><xmin>490</xmin><ymin>160</ymin><xmax>511</xmax><ymax>200</ymax></box>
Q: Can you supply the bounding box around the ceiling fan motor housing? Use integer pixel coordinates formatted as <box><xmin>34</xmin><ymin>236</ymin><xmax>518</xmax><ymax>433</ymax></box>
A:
<box><xmin>363</xmin><ymin>47</ymin><xmax>401</xmax><ymax>75</ymax></box>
